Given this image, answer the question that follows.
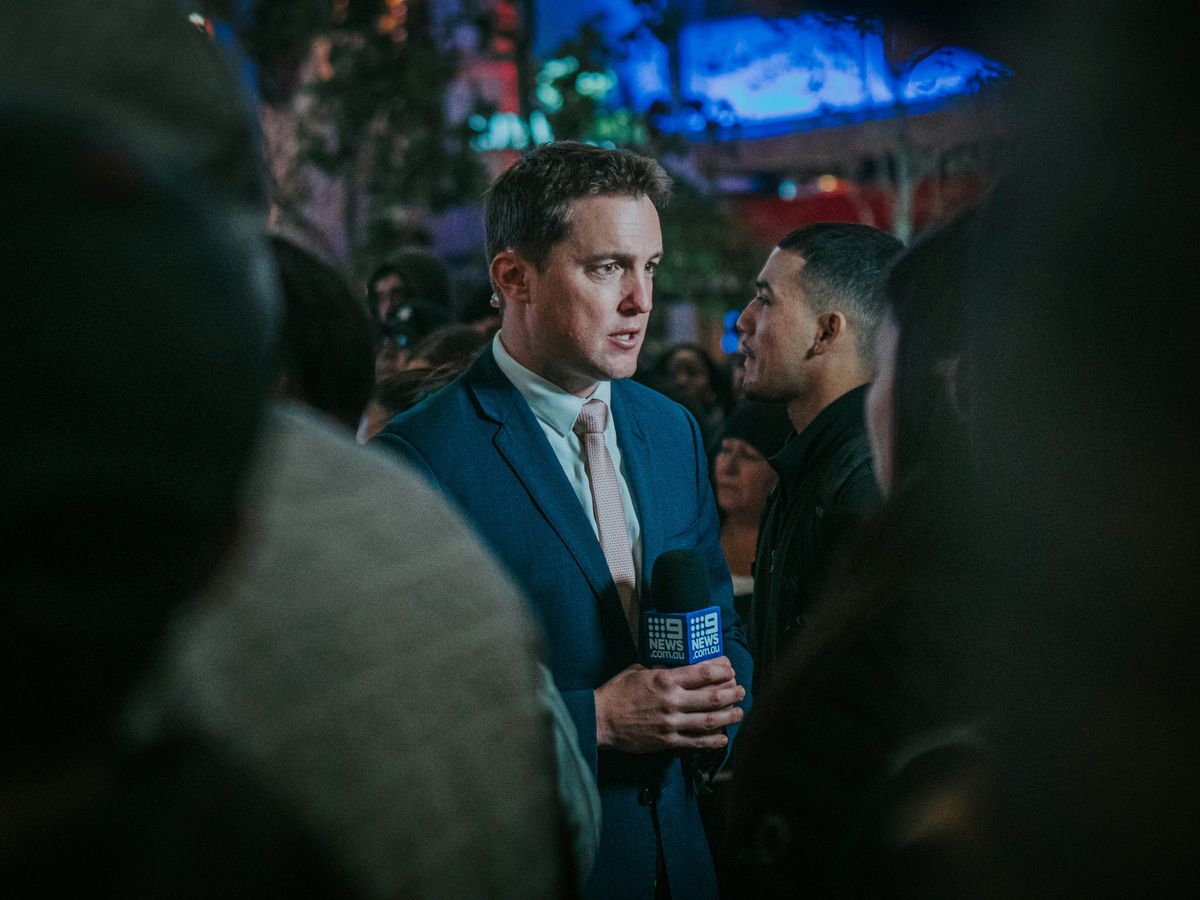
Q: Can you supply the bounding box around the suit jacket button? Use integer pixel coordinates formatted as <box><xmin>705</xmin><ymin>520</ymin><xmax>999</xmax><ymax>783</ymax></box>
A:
<box><xmin>637</xmin><ymin>784</ymin><xmax>660</xmax><ymax>806</ymax></box>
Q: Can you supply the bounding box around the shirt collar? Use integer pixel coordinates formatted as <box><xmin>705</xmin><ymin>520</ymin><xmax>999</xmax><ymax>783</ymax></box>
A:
<box><xmin>770</xmin><ymin>383</ymin><xmax>869</xmax><ymax>477</ymax></box>
<box><xmin>492</xmin><ymin>332</ymin><xmax>611</xmax><ymax>437</ymax></box>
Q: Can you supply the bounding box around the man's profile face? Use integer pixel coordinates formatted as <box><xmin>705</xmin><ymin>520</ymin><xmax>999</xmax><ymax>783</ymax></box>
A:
<box><xmin>520</xmin><ymin>194</ymin><xmax>663</xmax><ymax>396</ymax></box>
<box><xmin>736</xmin><ymin>247</ymin><xmax>816</xmax><ymax>402</ymax></box>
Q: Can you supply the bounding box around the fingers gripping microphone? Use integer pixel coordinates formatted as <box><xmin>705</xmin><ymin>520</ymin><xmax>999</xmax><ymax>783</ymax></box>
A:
<box><xmin>642</xmin><ymin>549</ymin><xmax>723</xmax><ymax>667</ymax></box>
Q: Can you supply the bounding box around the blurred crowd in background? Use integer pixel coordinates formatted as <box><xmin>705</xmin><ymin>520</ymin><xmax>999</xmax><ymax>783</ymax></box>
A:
<box><xmin>3</xmin><ymin>1</ymin><xmax>1199</xmax><ymax>898</ymax></box>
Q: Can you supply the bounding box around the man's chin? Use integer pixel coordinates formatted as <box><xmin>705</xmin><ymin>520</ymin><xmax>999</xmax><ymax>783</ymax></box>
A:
<box><xmin>606</xmin><ymin>357</ymin><xmax>641</xmax><ymax>382</ymax></box>
<box><xmin>742</xmin><ymin>382</ymin><xmax>781</xmax><ymax>403</ymax></box>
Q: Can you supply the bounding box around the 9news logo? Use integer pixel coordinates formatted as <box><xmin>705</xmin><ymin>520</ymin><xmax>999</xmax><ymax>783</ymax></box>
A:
<box><xmin>689</xmin><ymin>610</ymin><xmax>721</xmax><ymax>657</ymax></box>
<box><xmin>644</xmin><ymin>607</ymin><xmax>723</xmax><ymax>666</ymax></box>
<box><xmin>646</xmin><ymin>616</ymin><xmax>686</xmax><ymax>663</ymax></box>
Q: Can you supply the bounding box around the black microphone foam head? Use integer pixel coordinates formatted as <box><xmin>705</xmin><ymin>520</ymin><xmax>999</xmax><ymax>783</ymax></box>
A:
<box><xmin>652</xmin><ymin>549</ymin><xmax>711</xmax><ymax>614</ymax></box>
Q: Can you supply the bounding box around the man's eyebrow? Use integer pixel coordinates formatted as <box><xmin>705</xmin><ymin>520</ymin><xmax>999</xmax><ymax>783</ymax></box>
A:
<box><xmin>579</xmin><ymin>251</ymin><xmax>665</xmax><ymax>264</ymax></box>
<box><xmin>755</xmin><ymin>280</ymin><xmax>773</xmax><ymax>293</ymax></box>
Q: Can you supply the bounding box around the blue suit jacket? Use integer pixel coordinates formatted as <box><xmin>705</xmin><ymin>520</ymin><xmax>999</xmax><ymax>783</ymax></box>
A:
<box><xmin>376</xmin><ymin>346</ymin><xmax>752</xmax><ymax>900</ymax></box>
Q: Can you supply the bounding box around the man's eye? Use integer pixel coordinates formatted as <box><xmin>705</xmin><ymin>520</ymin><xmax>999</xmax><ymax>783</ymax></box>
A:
<box><xmin>754</xmin><ymin>295</ymin><xmax>769</xmax><ymax>306</ymax></box>
<box><xmin>645</xmin><ymin>262</ymin><xmax>658</xmax><ymax>276</ymax></box>
<box><xmin>596</xmin><ymin>262</ymin><xmax>619</xmax><ymax>275</ymax></box>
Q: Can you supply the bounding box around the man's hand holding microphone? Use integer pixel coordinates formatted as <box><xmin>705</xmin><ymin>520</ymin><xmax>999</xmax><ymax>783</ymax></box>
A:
<box><xmin>594</xmin><ymin>549</ymin><xmax>745</xmax><ymax>754</ymax></box>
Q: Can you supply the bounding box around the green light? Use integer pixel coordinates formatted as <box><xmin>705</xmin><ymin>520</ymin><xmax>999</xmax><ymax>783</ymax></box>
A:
<box><xmin>539</xmin><ymin>56</ymin><xmax>579</xmax><ymax>83</ymax></box>
<box><xmin>575</xmin><ymin>70</ymin><xmax>616</xmax><ymax>99</ymax></box>
<box><xmin>536</xmin><ymin>84</ymin><xmax>563</xmax><ymax>112</ymax></box>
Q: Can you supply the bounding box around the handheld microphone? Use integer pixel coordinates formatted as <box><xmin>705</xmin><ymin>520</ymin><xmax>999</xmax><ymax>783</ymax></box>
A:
<box><xmin>642</xmin><ymin>549</ymin><xmax>723</xmax><ymax>667</ymax></box>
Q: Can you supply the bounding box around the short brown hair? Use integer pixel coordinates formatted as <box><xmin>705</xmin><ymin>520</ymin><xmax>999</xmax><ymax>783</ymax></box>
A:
<box><xmin>485</xmin><ymin>141</ymin><xmax>672</xmax><ymax>270</ymax></box>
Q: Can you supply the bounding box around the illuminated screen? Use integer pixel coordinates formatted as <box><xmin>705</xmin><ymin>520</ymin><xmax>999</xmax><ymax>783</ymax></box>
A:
<box><xmin>620</xmin><ymin>14</ymin><xmax>1005</xmax><ymax>134</ymax></box>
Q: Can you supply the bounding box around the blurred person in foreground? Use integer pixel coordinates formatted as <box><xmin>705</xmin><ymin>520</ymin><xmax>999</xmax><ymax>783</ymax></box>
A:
<box><xmin>823</xmin><ymin>1</ymin><xmax>1200</xmax><ymax>890</ymax></box>
<box><xmin>1</xmin><ymin>4</ymin><xmax>590</xmax><ymax>892</ymax></box>
<box><xmin>159</xmin><ymin>401</ymin><xmax>589</xmax><ymax>898</ymax></box>
<box><xmin>728</xmin><ymin>213</ymin><xmax>986</xmax><ymax>898</ymax></box>
<box><xmin>0</xmin><ymin>94</ymin><xmax>301</xmax><ymax>892</ymax></box>
<box><xmin>0</xmin><ymin>0</ymin><xmax>266</xmax><ymax>221</ymax></box>
<box><xmin>736</xmin><ymin>223</ymin><xmax>903</xmax><ymax>693</ymax></box>
<box><xmin>944</xmin><ymin>5</ymin><xmax>1200</xmax><ymax>891</ymax></box>
<box><xmin>376</xmin><ymin>141</ymin><xmax>751</xmax><ymax>900</ymax></box>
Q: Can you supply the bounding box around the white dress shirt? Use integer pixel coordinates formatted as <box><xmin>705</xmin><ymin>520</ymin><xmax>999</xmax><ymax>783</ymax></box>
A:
<box><xmin>492</xmin><ymin>333</ymin><xmax>644</xmax><ymax>587</ymax></box>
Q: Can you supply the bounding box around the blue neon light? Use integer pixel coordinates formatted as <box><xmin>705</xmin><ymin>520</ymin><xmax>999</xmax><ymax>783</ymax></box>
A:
<box><xmin>615</xmin><ymin>29</ymin><xmax>671</xmax><ymax>112</ymax></box>
<box><xmin>535</xmin><ymin>4</ymin><xmax>1006</xmax><ymax>137</ymax></box>
<box><xmin>665</xmin><ymin>15</ymin><xmax>1005</xmax><ymax>132</ymax></box>
<box><xmin>903</xmin><ymin>47</ymin><xmax>1000</xmax><ymax>101</ymax></box>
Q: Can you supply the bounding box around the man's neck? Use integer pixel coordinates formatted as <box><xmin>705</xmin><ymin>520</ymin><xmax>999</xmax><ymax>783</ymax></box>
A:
<box><xmin>786</xmin><ymin>373</ymin><xmax>868</xmax><ymax>434</ymax></box>
<box><xmin>494</xmin><ymin>331</ymin><xmax>600</xmax><ymax>399</ymax></box>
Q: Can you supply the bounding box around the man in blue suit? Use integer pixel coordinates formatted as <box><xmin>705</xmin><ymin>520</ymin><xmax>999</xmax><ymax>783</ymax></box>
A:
<box><xmin>376</xmin><ymin>142</ymin><xmax>751</xmax><ymax>899</ymax></box>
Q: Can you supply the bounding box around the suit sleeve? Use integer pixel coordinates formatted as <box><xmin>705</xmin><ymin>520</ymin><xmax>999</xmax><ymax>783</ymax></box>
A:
<box><xmin>538</xmin><ymin>666</ymin><xmax>602</xmax><ymax>886</ymax></box>
<box><xmin>557</xmin><ymin>688</ymin><xmax>599</xmax><ymax>779</ymax></box>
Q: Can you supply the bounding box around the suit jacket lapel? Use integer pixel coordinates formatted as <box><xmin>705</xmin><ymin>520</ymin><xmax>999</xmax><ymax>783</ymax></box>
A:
<box><xmin>467</xmin><ymin>348</ymin><xmax>614</xmax><ymax>601</ymax></box>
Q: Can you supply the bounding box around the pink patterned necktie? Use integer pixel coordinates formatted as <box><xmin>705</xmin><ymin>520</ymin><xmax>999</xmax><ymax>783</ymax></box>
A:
<box><xmin>573</xmin><ymin>398</ymin><xmax>639</xmax><ymax>642</ymax></box>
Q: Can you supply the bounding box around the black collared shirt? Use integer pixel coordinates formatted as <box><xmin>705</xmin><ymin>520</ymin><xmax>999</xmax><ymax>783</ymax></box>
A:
<box><xmin>748</xmin><ymin>385</ymin><xmax>880</xmax><ymax>694</ymax></box>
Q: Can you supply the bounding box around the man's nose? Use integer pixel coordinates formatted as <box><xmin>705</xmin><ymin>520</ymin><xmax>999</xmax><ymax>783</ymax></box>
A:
<box><xmin>623</xmin><ymin>270</ymin><xmax>652</xmax><ymax>313</ymax></box>
<box><xmin>735</xmin><ymin>305</ymin><xmax>753</xmax><ymax>336</ymax></box>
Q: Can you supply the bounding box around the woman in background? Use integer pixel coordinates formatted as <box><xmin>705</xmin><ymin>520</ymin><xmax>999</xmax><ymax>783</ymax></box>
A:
<box><xmin>712</xmin><ymin>402</ymin><xmax>793</xmax><ymax>623</ymax></box>
<box><xmin>656</xmin><ymin>342</ymin><xmax>735</xmax><ymax>449</ymax></box>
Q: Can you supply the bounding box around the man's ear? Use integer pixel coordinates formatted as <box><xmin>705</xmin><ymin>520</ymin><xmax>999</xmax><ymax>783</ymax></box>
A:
<box><xmin>490</xmin><ymin>250</ymin><xmax>532</xmax><ymax>306</ymax></box>
<box><xmin>811</xmin><ymin>311</ymin><xmax>847</xmax><ymax>354</ymax></box>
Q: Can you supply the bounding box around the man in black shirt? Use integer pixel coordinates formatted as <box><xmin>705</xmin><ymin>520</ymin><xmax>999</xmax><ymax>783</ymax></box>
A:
<box><xmin>736</xmin><ymin>223</ymin><xmax>902</xmax><ymax>693</ymax></box>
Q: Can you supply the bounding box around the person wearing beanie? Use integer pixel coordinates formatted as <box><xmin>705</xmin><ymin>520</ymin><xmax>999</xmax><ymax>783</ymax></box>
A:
<box><xmin>713</xmin><ymin>402</ymin><xmax>794</xmax><ymax>622</ymax></box>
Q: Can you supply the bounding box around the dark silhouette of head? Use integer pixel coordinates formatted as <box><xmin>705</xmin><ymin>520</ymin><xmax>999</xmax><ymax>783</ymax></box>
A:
<box><xmin>1</xmin><ymin>95</ymin><xmax>277</xmax><ymax>762</ymax></box>
<box><xmin>271</xmin><ymin>237</ymin><xmax>375</xmax><ymax>430</ymax></box>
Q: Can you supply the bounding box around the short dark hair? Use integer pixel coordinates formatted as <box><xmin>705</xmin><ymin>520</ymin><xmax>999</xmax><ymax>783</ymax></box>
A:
<box><xmin>485</xmin><ymin>141</ymin><xmax>672</xmax><ymax>270</ymax></box>
<box><xmin>776</xmin><ymin>222</ymin><xmax>903</xmax><ymax>366</ymax></box>
<box><xmin>272</xmin><ymin>237</ymin><xmax>375</xmax><ymax>430</ymax></box>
